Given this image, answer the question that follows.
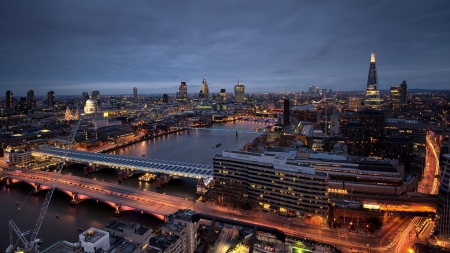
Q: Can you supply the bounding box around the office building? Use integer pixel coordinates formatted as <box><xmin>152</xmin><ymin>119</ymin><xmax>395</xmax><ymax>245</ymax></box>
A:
<box><xmin>27</xmin><ymin>90</ymin><xmax>35</xmax><ymax>112</ymax></box>
<box><xmin>133</xmin><ymin>87</ymin><xmax>138</xmax><ymax>100</ymax></box>
<box><xmin>347</xmin><ymin>97</ymin><xmax>363</xmax><ymax>111</ymax></box>
<box><xmin>390</xmin><ymin>80</ymin><xmax>408</xmax><ymax>109</ymax></box>
<box><xmin>364</xmin><ymin>53</ymin><xmax>381</xmax><ymax>109</ymax></box>
<box><xmin>178</xmin><ymin>81</ymin><xmax>188</xmax><ymax>102</ymax></box>
<box><xmin>219</xmin><ymin>88</ymin><xmax>226</xmax><ymax>103</ymax></box>
<box><xmin>47</xmin><ymin>90</ymin><xmax>55</xmax><ymax>107</ymax></box>
<box><xmin>82</xmin><ymin>92</ymin><xmax>89</xmax><ymax>100</ymax></box>
<box><xmin>5</xmin><ymin>90</ymin><xmax>13</xmax><ymax>109</ymax></box>
<box><xmin>162</xmin><ymin>94</ymin><xmax>169</xmax><ymax>103</ymax></box>
<box><xmin>234</xmin><ymin>80</ymin><xmax>245</xmax><ymax>103</ymax></box>
<box><xmin>201</xmin><ymin>77</ymin><xmax>209</xmax><ymax>102</ymax></box>
<box><xmin>384</xmin><ymin>118</ymin><xmax>428</xmax><ymax>154</ymax></box>
<box><xmin>213</xmin><ymin>150</ymin><xmax>329</xmax><ymax>217</ymax></box>
<box><xmin>148</xmin><ymin>209</ymin><xmax>199</xmax><ymax>253</ymax></box>
<box><xmin>91</xmin><ymin>91</ymin><xmax>101</xmax><ymax>105</ymax></box>
<box><xmin>437</xmin><ymin>154</ymin><xmax>450</xmax><ymax>241</ymax></box>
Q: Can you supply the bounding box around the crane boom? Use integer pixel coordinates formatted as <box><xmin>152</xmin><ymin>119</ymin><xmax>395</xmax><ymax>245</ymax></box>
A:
<box><xmin>7</xmin><ymin>119</ymin><xmax>82</xmax><ymax>253</ymax></box>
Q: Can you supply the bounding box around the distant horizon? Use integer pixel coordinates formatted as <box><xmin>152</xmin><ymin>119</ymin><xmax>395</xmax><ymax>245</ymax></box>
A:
<box><xmin>1</xmin><ymin>88</ymin><xmax>449</xmax><ymax>99</ymax></box>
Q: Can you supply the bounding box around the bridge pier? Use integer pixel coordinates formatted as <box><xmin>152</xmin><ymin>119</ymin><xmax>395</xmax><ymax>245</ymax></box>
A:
<box><xmin>70</xmin><ymin>192</ymin><xmax>80</xmax><ymax>205</ymax></box>
<box><xmin>33</xmin><ymin>183</ymin><xmax>40</xmax><ymax>194</ymax></box>
<box><xmin>114</xmin><ymin>203</ymin><xmax>123</xmax><ymax>217</ymax></box>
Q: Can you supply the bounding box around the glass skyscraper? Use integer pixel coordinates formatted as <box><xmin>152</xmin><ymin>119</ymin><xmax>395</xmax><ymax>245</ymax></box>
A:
<box><xmin>364</xmin><ymin>53</ymin><xmax>381</xmax><ymax>109</ymax></box>
<box><xmin>201</xmin><ymin>77</ymin><xmax>209</xmax><ymax>102</ymax></box>
<box><xmin>234</xmin><ymin>80</ymin><xmax>245</xmax><ymax>103</ymax></box>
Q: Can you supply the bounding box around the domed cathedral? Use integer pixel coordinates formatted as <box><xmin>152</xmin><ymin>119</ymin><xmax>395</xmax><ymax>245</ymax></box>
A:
<box><xmin>84</xmin><ymin>96</ymin><xmax>99</xmax><ymax>114</ymax></box>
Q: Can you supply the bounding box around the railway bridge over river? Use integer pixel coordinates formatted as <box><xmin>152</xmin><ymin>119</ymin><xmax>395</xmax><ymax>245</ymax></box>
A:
<box><xmin>32</xmin><ymin>147</ymin><xmax>213</xmax><ymax>182</ymax></box>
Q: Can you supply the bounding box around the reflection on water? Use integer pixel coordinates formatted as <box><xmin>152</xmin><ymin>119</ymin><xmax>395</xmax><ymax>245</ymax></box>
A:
<box><xmin>0</xmin><ymin>121</ymin><xmax>269</xmax><ymax>250</ymax></box>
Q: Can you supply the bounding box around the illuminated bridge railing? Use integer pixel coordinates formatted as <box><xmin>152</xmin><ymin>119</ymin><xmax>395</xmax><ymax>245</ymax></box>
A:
<box><xmin>33</xmin><ymin>147</ymin><xmax>212</xmax><ymax>179</ymax></box>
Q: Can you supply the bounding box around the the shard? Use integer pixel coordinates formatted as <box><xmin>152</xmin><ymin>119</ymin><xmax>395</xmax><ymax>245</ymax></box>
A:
<box><xmin>364</xmin><ymin>53</ymin><xmax>381</xmax><ymax>109</ymax></box>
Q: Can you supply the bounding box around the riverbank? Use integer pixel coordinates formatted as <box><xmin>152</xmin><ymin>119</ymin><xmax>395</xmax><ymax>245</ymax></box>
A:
<box><xmin>93</xmin><ymin>128</ymin><xmax>187</xmax><ymax>154</ymax></box>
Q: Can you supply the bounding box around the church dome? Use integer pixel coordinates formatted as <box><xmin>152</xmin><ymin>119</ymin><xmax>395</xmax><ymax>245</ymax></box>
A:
<box><xmin>84</xmin><ymin>99</ymin><xmax>98</xmax><ymax>114</ymax></box>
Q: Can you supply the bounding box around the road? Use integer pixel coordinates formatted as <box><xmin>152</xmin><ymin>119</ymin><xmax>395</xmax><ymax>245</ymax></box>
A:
<box><xmin>0</xmin><ymin>168</ymin><xmax>419</xmax><ymax>252</ymax></box>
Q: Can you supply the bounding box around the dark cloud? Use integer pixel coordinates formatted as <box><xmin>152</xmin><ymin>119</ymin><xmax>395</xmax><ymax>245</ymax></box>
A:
<box><xmin>0</xmin><ymin>1</ymin><xmax>449</xmax><ymax>96</ymax></box>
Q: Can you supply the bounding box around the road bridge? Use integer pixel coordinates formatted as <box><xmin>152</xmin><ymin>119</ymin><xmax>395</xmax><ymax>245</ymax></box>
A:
<box><xmin>2</xmin><ymin>169</ymin><xmax>426</xmax><ymax>252</ymax></box>
<box><xmin>33</xmin><ymin>147</ymin><xmax>213</xmax><ymax>180</ymax></box>
<box><xmin>3</xmin><ymin>169</ymin><xmax>196</xmax><ymax>220</ymax></box>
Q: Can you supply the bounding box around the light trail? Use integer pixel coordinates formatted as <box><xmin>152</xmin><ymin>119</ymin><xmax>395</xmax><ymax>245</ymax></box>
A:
<box><xmin>426</xmin><ymin>136</ymin><xmax>440</xmax><ymax>195</ymax></box>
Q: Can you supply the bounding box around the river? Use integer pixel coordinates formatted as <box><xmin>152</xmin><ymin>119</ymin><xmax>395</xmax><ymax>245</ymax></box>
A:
<box><xmin>0</xmin><ymin>121</ymin><xmax>269</xmax><ymax>251</ymax></box>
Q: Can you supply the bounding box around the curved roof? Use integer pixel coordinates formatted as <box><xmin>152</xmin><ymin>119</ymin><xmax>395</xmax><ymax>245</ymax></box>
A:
<box><xmin>34</xmin><ymin>147</ymin><xmax>213</xmax><ymax>178</ymax></box>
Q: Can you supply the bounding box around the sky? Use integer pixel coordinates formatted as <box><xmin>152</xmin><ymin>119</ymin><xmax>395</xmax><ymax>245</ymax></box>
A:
<box><xmin>1</xmin><ymin>1</ymin><xmax>449</xmax><ymax>96</ymax></box>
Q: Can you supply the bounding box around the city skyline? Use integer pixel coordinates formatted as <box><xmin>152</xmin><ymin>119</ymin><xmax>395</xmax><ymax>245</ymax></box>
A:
<box><xmin>1</xmin><ymin>1</ymin><xmax>449</xmax><ymax>96</ymax></box>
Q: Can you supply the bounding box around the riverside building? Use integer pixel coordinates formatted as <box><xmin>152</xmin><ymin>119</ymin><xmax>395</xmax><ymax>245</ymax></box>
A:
<box><xmin>213</xmin><ymin>148</ymin><xmax>415</xmax><ymax>218</ymax></box>
<box><xmin>213</xmin><ymin>150</ymin><xmax>330</xmax><ymax>217</ymax></box>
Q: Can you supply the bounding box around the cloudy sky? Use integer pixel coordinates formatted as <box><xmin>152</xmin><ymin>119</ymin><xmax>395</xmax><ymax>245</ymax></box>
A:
<box><xmin>1</xmin><ymin>1</ymin><xmax>449</xmax><ymax>96</ymax></box>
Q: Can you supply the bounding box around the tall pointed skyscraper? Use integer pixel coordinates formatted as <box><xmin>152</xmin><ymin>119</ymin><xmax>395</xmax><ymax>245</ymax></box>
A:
<box><xmin>364</xmin><ymin>53</ymin><xmax>381</xmax><ymax>109</ymax></box>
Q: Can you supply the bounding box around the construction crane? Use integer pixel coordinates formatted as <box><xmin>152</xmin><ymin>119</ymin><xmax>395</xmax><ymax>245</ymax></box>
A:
<box><xmin>6</xmin><ymin>119</ymin><xmax>82</xmax><ymax>253</ymax></box>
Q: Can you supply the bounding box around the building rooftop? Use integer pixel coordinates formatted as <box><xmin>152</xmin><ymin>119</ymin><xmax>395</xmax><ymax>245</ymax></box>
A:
<box><xmin>81</xmin><ymin>228</ymin><xmax>108</xmax><ymax>243</ymax></box>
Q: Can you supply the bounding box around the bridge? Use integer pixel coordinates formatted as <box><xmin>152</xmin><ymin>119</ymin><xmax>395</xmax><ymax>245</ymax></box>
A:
<box><xmin>33</xmin><ymin>147</ymin><xmax>213</xmax><ymax>179</ymax></box>
<box><xmin>2</xmin><ymin>169</ymin><xmax>206</xmax><ymax>220</ymax></box>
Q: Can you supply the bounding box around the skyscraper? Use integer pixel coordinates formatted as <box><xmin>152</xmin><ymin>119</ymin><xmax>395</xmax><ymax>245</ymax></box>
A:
<box><xmin>219</xmin><ymin>89</ymin><xmax>226</xmax><ymax>103</ymax></box>
<box><xmin>5</xmin><ymin>90</ymin><xmax>13</xmax><ymax>109</ymax></box>
<box><xmin>201</xmin><ymin>77</ymin><xmax>209</xmax><ymax>102</ymax></box>
<box><xmin>234</xmin><ymin>80</ymin><xmax>245</xmax><ymax>103</ymax></box>
<box><xmin>27</xmin><ymin>90</ymin><xmax>35</xmax><ymax>112</ymax></box>
<box><xmin>133</xmin><ymin>87</ymin><xmax>138</xmax><ymax>100</ymax></box>
<box><xmin>364</xmin><ymin>53</ymin><xmax>381</xmax><ymax>109</ymax></box>
<box><xmin>82</xmin><ymin>92</ymin><xmax>89</xmax><ymax>100</ymax></box>
<box><xmin>390</xmin><ymin>80</ymin><xmax>408</xmax><ymax>109</ymax></box>
<box><xmin>178</xmin><ymin>81</ymin><xmax>188</xmax><ymax>102</ymax></box>
<box><xmin>92</xmin><ymin>91</ymin><xmax>101</xmax><ymax>105</ymax></box>
<box><xmin>47</xmin><ymin>90</ymin><xmax>55</xmax><ymax>107</ymax></box>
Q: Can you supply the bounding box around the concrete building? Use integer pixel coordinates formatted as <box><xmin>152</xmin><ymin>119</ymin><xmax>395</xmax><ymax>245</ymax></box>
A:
<box><xmin>147</xmin><ymin>209</ymin><xmax>199</xmax><ymax>253</ymax></box>
<box><xmin>79</xmin><ymin>228</ymin><xmax>110</xmax><ymax>253</ymax></box>
<box><xmin>384</xmin><ymin>118</ymin><xmax>428</xmax><ymax>154</ymax></box>
<box><xmin>234</xmin><ymin>80</ymin><xmax>245</xmax><ymax>103</ymax></box>
<box><xmin>104</xmin><ymin>219</ymin><xmax>152</xmax><ymax>248</ymax></box>
<box><xmin>437</xmin><ymin>154</ymin><xmax>450</xmax><ymax>242</ymax></box>
<box><xmin>213</xmin><ymin>149</ymin><xmax>329</xmax><ymax>217</ymax></box>
<box><xmin>3</xmin><ymin>147</ymin><xmax>32</xmax><ymax>167</ymax></box>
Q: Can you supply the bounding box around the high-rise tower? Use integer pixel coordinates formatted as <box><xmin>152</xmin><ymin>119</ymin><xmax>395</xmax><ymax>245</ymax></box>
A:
<box><xmin>47</xmin><ymin>90</ymin><xmax>55</xmax><ymax>107</ymax></box>
<box><xmin>234</xmin><ymin>80</ymin><xmax>245</xmax><ymax>103</ymax></box>
<box><xmin>5</xmin><ymin>90</ymin><xmax>13</xmax><ymax>109</ymax></box>
<box><xmin>178</xmin><ymin>81</ymin><xmax>188</xmax><ymax>102</ymax></box>
<box><xmin>201</xmin><ymin>77</ymin><xmax>209</xmax><ymax>102</ymax></box>
<box><xmin>364</xmin><ymin>53</ymin><xmax>381</xmax><ymax>109</ymax></box>
<box><xmin>133</xmin><ymin>87</ymin><xmax>138</xmax><ymax>100</ymax></box>
<box><xmin>27</xmin><ymin>90</ymin><xmax>35</xmax><ymax>111</ymax></box>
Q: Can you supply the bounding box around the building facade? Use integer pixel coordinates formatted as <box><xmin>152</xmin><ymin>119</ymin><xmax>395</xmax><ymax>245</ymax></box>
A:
<box><xmin>5</xmin><ymin>90</ymin><xmax>13</xmax><ymax>109</ymax></box>
<box><xmin>27</xmin><ymin>90</ymin><xmax>35</xmax><ymax>112</ymax></box>
<box><xmin>213</xmin><ymin>150</ymin><xmax>329</xmax><ymax>217</ymax></box>
<box><xmin>133</xmin><ymin>87</ymin><xmax>138</xmax><ymax>100</ymax></box>
<box><xmin>47</xmin><ymin>90</ymin><xmax>55</xmax><ymax>107</ymax></box>
<box><xmin>201</xmin><ymin>77</ymin><xmax>209</xmax><ymax>102</ymax></box>
<box><xmin>390</xmin><ymin>80</ymin><xmax>408</xmax><ymax>109</ymax></box>
<box><xmin>178</xmin><ymin>81</ymin><xmax>188</xmax><ymax>102</ymax></box>
<box><xmin>234</xmin><ymin>80</ymin><xmax>245</xmax><ymax>103</ymax></box>
<box><xmin>437</xmin><ymin>154</ymin><xmax>450</xmax><ymax>241</ymax></box>
<box><xmin>364</xmin><ymin>53</ymin><xmax>381</xmax><ymax>109</ymax></box>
